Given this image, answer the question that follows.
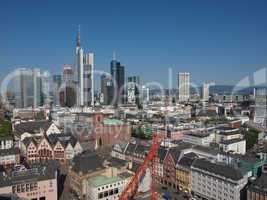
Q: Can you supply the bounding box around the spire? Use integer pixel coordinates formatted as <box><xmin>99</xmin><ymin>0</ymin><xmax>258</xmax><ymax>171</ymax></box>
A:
<box><xmin>76</xmin><ymin>25</ymin><xmax>81</xmax><ymax>47</ymax></box>
<box><xmin>112</xmin><ymin>50</ymin><xmax>116</xmax><ymax>60</ymax></box>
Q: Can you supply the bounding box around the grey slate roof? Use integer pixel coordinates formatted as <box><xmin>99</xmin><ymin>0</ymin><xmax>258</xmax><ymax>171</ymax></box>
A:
<box><xmin>14</xmin><ymin>121</ymin><xmax>52</xmax><ymax>135</ymax></box>
<box><xmin>0</xmin><ymin>161</ymin><xmax>57</xmax><ymax>187</ymax></box>
<box><xmin>248</xmin><ymin>173</ymin><xmax>267</xmax><ymax>195</ymax></box>
<box><xmin>71</xmin><ymin>150</ymin><xmax>105</xmax><ymax>174</ymax></box>
<box><xmin>191</xmin><ymin>159</ymin><xmax>244</xmax><ymax>181</ymax></box>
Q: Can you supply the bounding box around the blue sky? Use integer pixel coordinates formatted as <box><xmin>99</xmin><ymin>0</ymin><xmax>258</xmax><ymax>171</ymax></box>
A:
<box><xmin>1</xmin><ymin>0</ymin><xmax>267</xmax><ymax>87</ymax></box>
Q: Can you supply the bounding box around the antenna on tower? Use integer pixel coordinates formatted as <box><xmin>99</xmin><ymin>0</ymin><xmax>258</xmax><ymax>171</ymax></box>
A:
<box><xmin>112</xmin><ymin>50</ymin><xmax>116</xmax><ymax>60</ymax></box>
<box><xmin>76</xmin><ymin>25</ymin><xmax>81</xmax><ymax>47</ymax></box>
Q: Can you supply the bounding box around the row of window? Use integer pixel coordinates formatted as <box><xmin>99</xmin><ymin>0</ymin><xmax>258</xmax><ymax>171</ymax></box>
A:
<box><xmin>98</xmin><ymin>188</ymin><xmax>119</xmax><ymax>199</ymax></box>
<box><xmin>12</xmin><ymin>182</ymin><xmax>38</xmax><ymax>193</ymax></box>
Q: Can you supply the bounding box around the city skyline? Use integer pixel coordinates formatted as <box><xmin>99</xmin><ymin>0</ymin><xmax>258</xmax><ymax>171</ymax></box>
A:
<box><xmin>1</xmin><ymin>0</ymin><xmax>267</xmax><ymax>87</ymax></box>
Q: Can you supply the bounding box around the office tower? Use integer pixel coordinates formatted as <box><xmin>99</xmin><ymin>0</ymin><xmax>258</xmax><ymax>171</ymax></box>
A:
<box><xmin>75</xmin><ymin>27</ymin><xmax>84</xmax><ymax>106</ymax></box>
<box><xmin>75</xmin><ymin>27</ymin><xmax>94</xmax><ymax>107</ymax></box>
<box><xmin>178</xmin><ymin>72</ymin><xmax>190</xmax><ymax>102</ymax></box>
<box><xmin>141</xmin><ymin>85</ymin><xmax>150</xmax><ymax>105</ymax></box>
<box><xmin>101</xmin><ymin>74</ymin><xmax>113</xmax><ymax>105</ymax></box>
<box><xmin>62</xmin><ymin>65</ymin><xmax>74</xmax><ymax>83</ymax></box>
<box><xmin>202</xmin><ymin>82</ymin><xmax>210</xmax><ymax>102</ymax></box>
<box><xmin>10</xmin><ymin>68</ymin><xmax>43</xmax><ymax>108</ymax></box>
<box><xmin>254</xmin><ymin>87</ymin><xmax>267</xmax><ymax>127</ymax></box>
<box><xmin>110</xmin><ymin>53</ymin><xmax>125</xmax><ymax>105</ymax></box>
<box><xmin>41</xmin><ymin>71</ymin><xmax>51</xmax><ymax>106</ymax></box>
<box><xmin>52</xmin><ymin>74</ymin><xmax>62</xmax><ymax>106</ymax></box>
<box><xmin>84</xmin><ymin>53</ymin><xmax>94</xmax><ymax>106</ymax></box>
<box><xmin>127</xmin><ymin>76</ymin><xmax>140</xmax><ymax>104</ymax></box>
<box><xmin>60</xmin><ymin>65</ymin><xmax>76</xmax><ymax>107</ymax></box>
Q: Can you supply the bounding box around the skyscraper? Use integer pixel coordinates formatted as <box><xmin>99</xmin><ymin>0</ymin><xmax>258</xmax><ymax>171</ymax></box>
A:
<box><xmin>84</xmin><ymin>53</ymin><xmax>94</xmax><ymax>107</ymax></box>
<box><xmin>178</xmin><ymin>72</ymin><xmax>190</xmax><ymax>102</ymax></box>
<box><xmin>127</xmin><ymin>76</ymin><xmax>140</xmax><ymax>105</ymax></box>
<box><xmin>202</xmin><ymin>82</ymin><xmax>210</xmax><ymax>102</ymax></box>
<box><xmin>101</xmin><ymin>74</ymin><xmax>113</xmax><ymax>105</ymax></box>
<box><xmin>76</xmin><ymin>27</ymin><xmax>84</xmax><ymax>106</ymax></box>
<box><xmin>60</xmin><ymin>65</ymin><xmax>76</xmax><ymax>107</ymax></box>
<box><xmin>254</xmin><ymin>87</ymin><xmax>267</xmax><ymax>127</ymax></box>
<box><xmin>52</xmin><ymin>74</ymin><xmax>62</xmax><ymax>106</ymax></box>
<box><xmin>75</xmin><ymin>27</ymin><xmax>94</xmax><ymax>107</ymax></box>
<box><xmin>110</xmin><ymin>53</ymin><xmax>125</xmax><ymax>105</ymax></box>
<box><xmin>10</xmin><ymin>68</ymin><xmax>44</xmax><ymax>108</ymax></box>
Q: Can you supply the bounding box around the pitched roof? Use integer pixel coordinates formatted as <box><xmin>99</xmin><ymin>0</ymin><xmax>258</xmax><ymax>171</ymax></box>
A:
<box><xmin>191</xmin><ymin>159</ymin><xmax>244</xmax><ymax>181</ymax></box>
<box><xmin>14</xmin><ymin>121</ymin><xmax>52</xmax><ymax>135</ymax></box>
<box><xmin>71</xmin><ymin>150</ymin><xmax>105</xmax><ymax>174</ymax></box>
<box><xmin>248</xmin><ymin>173</ymin><xmax>267</xmax><ymax>194</ymax></box>
<box><xmin>157</xmin><ymin>147</ymin><xmax>168</xmax><ymax>163</ymax></box>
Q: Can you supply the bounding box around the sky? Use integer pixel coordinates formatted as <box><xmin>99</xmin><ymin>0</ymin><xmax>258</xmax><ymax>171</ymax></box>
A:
<box><xmin>1</xmin><ymin>0</ymin><xmax>267</xmax><ymax>88</ymax></box>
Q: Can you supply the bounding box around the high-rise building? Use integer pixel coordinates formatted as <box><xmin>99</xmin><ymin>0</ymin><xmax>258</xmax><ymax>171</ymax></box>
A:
<box><xmin>141</xmin><ymin>85</ymin><xmax>150</xmax><ymax>105</ymax></box>
<box><xmin>60</xmin><ymin>66</ymin><xmax>76</xmax><ymax>107</ymax></box>
<box><xmin>75</xmin><ymin>27</ymin><xmax>94</xmax><ymax>107</ymax></box>
<box><xmin>84</xmin><ymin>53</ymin><xmax>94</xmax><ymax>106</ymax></box>
<box><xmin>10</xmin><ymin>68</ymin><xmax>45</xmax><ymax>108</ymax></box>
<box><xmin>52</xmin><ymin>74</ymin><xmax>62</xmax><ymax>106</ymax></box>
<box><xmin>127</xmin><ymin>76</ymin><xmax>140</xmax><ymax>104</ymax></box>
<box><xmin>254</xmin><ymin>87</ymin><xmax>267</xmax><ymax>127</ymax></box>
<box><xmin>202</xmin><ymin>82</ymin><xmax>210</xmax><ymax>102</ymax></box>
<box><xmin>110</xmin><ymin>53</ymin><xmax>125</xmax><ymax>105</ymax></box>
<box><xmin>178</xmin><ymin>72</ymin><xmax>190</xmax><ymax>102</ymax></box>
<box><xmin>101</xmin><ymin>74</ymin><xmax>113</xmax><ymax>105</ymax></box>
<box><xmin>75</xmin><ymin>27</ymin><xmax>84</xmax><ymax>106</ymax></box>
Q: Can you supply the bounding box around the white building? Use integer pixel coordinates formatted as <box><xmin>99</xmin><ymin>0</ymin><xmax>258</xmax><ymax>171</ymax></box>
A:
<box><xmin>183</xmin><ymin>132</ymin><xmax>214</xmax><ymax>146</ymax></box>
<box><xmin>86</xmin><ymin>173</ymin><xmax>131</xmax><ymax>200</ymax></box>
<box><xmin>191</xmin><ymin>159</ymin><xmax>248</xmax><ymax>200</ymax></box>
<box><xmin>202</xmin><ymin>82</ymin><xmax>210</xmax><ymax>102</ymax></box>
<box><xmin>178</xmin><ymin>72</ymin><xmax>190</xmax><ymax>102</ymax></box>
<box><xmin>219</xmin><ymin>139</ymin><xmax>246</xmax><ymax>155</ymax></box>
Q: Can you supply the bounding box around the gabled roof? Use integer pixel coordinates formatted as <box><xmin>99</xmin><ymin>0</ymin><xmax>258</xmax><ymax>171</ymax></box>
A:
<box><xmin>157</xmin><ymin>147</ymin><xmax>168</xmax><ymax>163</ymax></box>
<box><xmin>177</xmin><ymin>156</ymin><xmax>195</xmax><ymax>169</ymax></box>
<box><xmin>14</xmin><ymin>121</ymin><xmax>53</xmax><ymax>135</ymax></box>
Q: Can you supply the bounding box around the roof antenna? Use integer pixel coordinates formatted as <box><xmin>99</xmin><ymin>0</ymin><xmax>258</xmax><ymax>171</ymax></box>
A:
<box><xmin>112</xmin><ymin>50</ymin><xmax>116</xmax><ymax>60</ymax></box>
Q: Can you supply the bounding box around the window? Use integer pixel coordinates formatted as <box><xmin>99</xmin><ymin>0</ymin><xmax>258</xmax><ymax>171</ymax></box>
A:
<box><xmin>104</xmin><ymin>191</ymin><xmax>108</xmax><ymax>197</ymax></box>
<box><xmin>98</xmin><ymin>192</ymin><xmax>103</xmax><ymax>199</ymax></box>
<box><xmin>114</xmin><ymin>188</ymin><xmax>119</xmax><ymax>194</ymax></box>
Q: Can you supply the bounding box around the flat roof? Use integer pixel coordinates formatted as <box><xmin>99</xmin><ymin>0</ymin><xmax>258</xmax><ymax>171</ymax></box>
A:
<box><xmin>88</xmin><ymin>175</ymin><xmax>124</xmax><ymax>188</ymax></box>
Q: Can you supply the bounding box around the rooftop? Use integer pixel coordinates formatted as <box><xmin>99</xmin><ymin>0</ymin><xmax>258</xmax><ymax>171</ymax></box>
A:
<box><xmin>103</xmin><ymin>118</ymin><xmax>124</xmax><ymax>125</ymax></box>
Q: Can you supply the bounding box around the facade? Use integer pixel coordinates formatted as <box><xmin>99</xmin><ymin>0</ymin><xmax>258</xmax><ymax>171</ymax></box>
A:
<box><xmin>127</xmin><ymin>76</ymin><xmax>140</xmax><ymax>105</ymax></box>
<box><xmin>83</xmin><ymin>53</ymin><xmax>94</xmax><ymax>106</ymax></box>
<box><xmin>219</xmin><ymin>138</ymin><xmax>246</xmax><ymax>155</ymax></box>
<box><xmin>178</xmin><ymin>72</ymin><xmax>190</xmax><ymax>102</ymax></box>
<box><xmin>176</xmin><ymin>156</ymin><xmax>195</xmax><ymax>193</ymax></box>
<box><xmin>86</xmin><ymin>173</ymin><xmax>131</xmax><ymax>200</ymax></box>
<box><xmin>183</xmin><ymin>132</ymin><xmax>212</xmax><ymax>146</ymax></box>
<box><xmin>21</xmin><ymin>134</ymin><xmax>82</xmax><ymax>162</ymax></box>
<box><xmin>0</xmin><ymin>148</ymin><xmax>20</xmax><ymax>166</ymax></box>
<box><xmin>110</xmin><ymin>55</ymin><xmax>125</xmax><ymax>105</ymax></box>
<box><xmin>101</xmin><ymin>74</ymin><xmax>114</xmax><ymax>105</ymax></box>
<box><xmin>52</xmin><ymin>74</ymin><xmax>62</xmax><ymax>106</ymax></box>
<box><xmin>0</xmin><ymin>162</ymin><xmax>57</xmax><ymax>200</ymax></box>
<box><xmin>10</xmin><ymin>68</ymin><xmax>45</xmax><ymax>108</ymax></box>
<box><xmin>254</xmin><ymin>87</ymin><xmax>267</xmax><ymax>127</ymax></box>
<box><xmin>191</xmin><ymin>159</ymin><xmax>247</xmax><ymax>200</ymax></box>
<box><xmin>202</xmin><ymin>82</ymin><xmax>210</xmax><ymax>102</ymax></box>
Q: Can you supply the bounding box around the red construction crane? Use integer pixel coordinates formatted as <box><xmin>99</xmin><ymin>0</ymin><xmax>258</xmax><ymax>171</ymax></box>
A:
<box><xmin>119</xmin><ymin>134</ymin><xmax>163</xmax><ymax>200</ymax></box>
